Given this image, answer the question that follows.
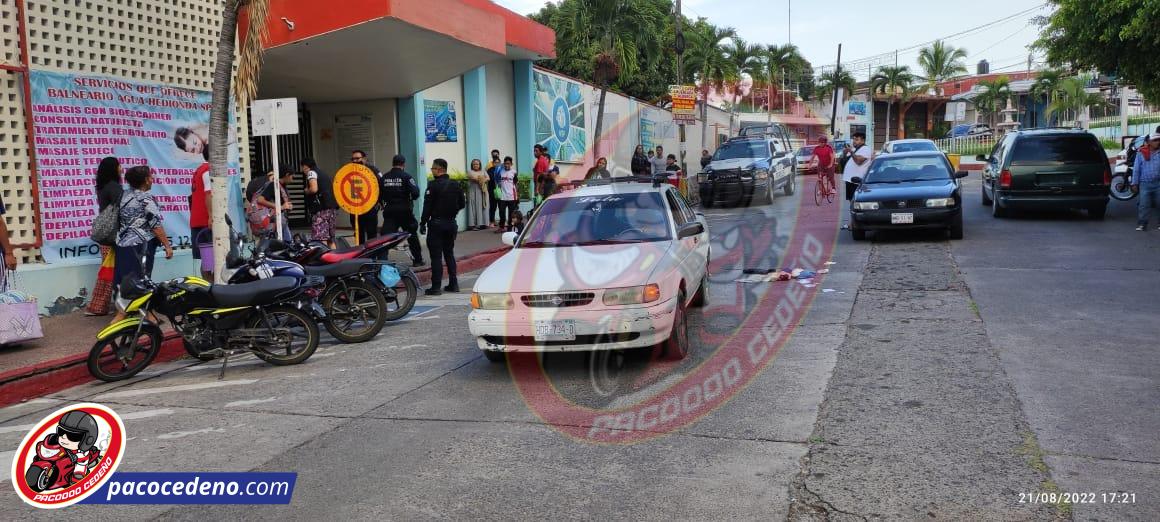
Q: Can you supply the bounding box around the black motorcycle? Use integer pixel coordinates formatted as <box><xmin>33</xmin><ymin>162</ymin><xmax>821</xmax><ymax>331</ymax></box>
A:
<box><xmin>87</xmin><ymin>272</ymin><xmax>320</xmax><ymax>382</ymax></box>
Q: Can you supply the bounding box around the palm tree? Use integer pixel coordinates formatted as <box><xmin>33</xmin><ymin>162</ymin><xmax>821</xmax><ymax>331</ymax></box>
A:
<box><xmin>685</xmin><ymin>23</ymin><xmax>736</xmax><ymax>151</ymax></box>
<box><xmin>917</xmin><ymin>40</ymin><xmax>968</xmax><ymax>94</ymax></box>
<box><xmin>555</xmin><ymin>0</ymin><xmax>665</xmax><ymax>159</ymax></box>
<box><xmin>763</xmin><ymin>43</ymin><xmax>807</xmax><ymax>118</ymax></box>
<box><xmin>722</xmin><ymin>37</ymin><xmax>762</xmax><ymax>134</ymax></box>
<box><xmin>209</xmin><ymin>0</ymin><xmax>270</xmax><ymax>281</ymax></box>
<box><xmin>1028</xmin><ymin>69</ymin><xmax>1063</xmax><ymax>125</ymax></box>
<box><xmin>973</xmin><ymin>76</ymin><xmax>1011</xmax><ymax>129</ymax></box>
<box><xmin>1047</xmin><ymin>76</ymin><xmax>1105</xmax><ymax>126</ymax></box>
<box><xmin>871</xmin><ymin>65</ymin><xmax>914</xmax><ymax>141</ymax></box>
<box><xmin>815</xmin><ymin>68</ymin><xmax>856</xmax><ymax>104</ymax></box>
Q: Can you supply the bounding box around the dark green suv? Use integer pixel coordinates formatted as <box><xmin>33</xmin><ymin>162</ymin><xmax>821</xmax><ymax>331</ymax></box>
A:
<box><xmin>978</xmin><ymin>129</ymin><xmax>1111</xmax><ymax>219</ymax></box>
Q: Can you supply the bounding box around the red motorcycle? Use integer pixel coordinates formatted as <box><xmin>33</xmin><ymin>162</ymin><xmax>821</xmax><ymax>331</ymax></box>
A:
<box><xmin>25</xmin><ymin>436</ymin><xmax>98</xmax><ymax>492</ymax></box>
<box><xmin>263</xmin><ymin>233</ymin><xmax>419</xmax><ymax>322</ymax></box>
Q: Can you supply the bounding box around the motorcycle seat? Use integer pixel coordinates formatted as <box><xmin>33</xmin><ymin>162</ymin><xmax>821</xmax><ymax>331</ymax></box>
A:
<box><xmin>211</xmin><ymin>277</ymin><xmax>298</xmax><ymax>308</ymax></box>
<box><xmin>303</xmin><ymin>260</ymin><xmax>367</xmax><ymax>279</ymax></box>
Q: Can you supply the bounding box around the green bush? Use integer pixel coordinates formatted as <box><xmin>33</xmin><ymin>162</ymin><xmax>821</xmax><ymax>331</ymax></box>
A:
<box><xmin>1088</xmin><ymin>113</ymin><xmax>1160</xmax><ymax>129</ymax></box>
<box><xmin>426</xmin><ymin>171</ymin><xmax>533</xmax><ymax>201</ymax></box>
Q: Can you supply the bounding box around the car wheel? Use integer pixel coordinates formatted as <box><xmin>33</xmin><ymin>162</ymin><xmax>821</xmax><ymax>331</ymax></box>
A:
<box><xmin>765</xmin><ymin>178</ymin><xmax>775</xmax><ymax>204</ymax></box>
<box><xmin>483</xmin><ymin>350</ymin><xmax>505</xmax><ymax>363</ymax></box>
<box><xmin>783</xmin><ymin>172</ymin><xmax>796</xmax><ymax>196</ymax></box>
<box><xmin>662</xmin><ymin>290</ymin><xmax>690</xmax><ymax>361</ymax></box>
<box><xmin>991</xmin><ymin>192</ymin><xmax>1008</xmax><ymax>218</ymax></box>
<box><xmin>981</xmin><ymin>181</ymin><xmax>992</xmax><ymax>206</ymax></box>
<box><xmin>1088</xmin><ymin>204</ymin><xmax>1107</xmax><ymax>220</ymax></box>
<box><xmin>949</xmin><ymin>212</ymin><xmax>964</xmax><ymax>240</ymax></box>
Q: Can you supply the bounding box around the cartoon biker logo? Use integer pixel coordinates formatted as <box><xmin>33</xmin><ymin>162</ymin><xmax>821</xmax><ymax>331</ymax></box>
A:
<box><xmin>10</xmin><ymin>403</ymin><xmax>126</xmax><ymax>509</ymax></box>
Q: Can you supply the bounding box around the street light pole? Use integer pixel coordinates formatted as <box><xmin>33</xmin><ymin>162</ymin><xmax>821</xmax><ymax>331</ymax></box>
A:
<box><xmin>830</xmin><ymin>43</ymin><xmax>842</xmax><ymax>136</ymax></box>
<box><xmin>675</xmin><ymin>0</ymin><xmax>687</xmax><ymax>174</ymax></box>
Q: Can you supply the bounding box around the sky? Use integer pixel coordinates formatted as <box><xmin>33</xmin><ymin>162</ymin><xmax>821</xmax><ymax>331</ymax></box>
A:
<box><xmin>494</xmin><ymin>0</ymin><xmax>1052</xmax><ymax>83</ymax></box>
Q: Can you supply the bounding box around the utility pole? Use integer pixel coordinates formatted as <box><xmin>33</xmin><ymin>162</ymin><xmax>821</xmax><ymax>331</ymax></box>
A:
<box><xmin>830</xmin><ymin>43</ymin><xmax>842</xmax><ymax>136</ymax></box>
<box><xmin>787</xmin><ymin>0</ymin><xmax>791</xmax><ymax>46</ymax></box>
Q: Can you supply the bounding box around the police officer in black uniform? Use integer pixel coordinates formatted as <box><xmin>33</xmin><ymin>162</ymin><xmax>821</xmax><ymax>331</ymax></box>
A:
<box><xmin>420</xmin><ymin>158</ymin><xmax>465</xmax><ymax>296</ymax></box>
<box><xmin>379</xmin><ymin>154</ymin><xmax>425</xmax><ymax>266</ymax></box>
<box><xmin>349</xmin><ymin>150</ymin><xmax>381</xmax><ymax>245</ymax></box>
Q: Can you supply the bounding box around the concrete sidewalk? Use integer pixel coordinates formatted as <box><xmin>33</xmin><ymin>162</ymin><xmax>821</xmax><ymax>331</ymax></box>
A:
<box><xmin>0</xmin><ymin>227</ymin><xmax>509</xmax><ymax>407</ymax></box>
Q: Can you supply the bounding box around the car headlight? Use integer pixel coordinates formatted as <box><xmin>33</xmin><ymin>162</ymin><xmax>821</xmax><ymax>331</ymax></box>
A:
<box><xmin>852</xmin><ymin>201</ymin><xmax>879</xmax><ymax>210</ymax></box>
<box><xmin>697</xmin><ymin>173</ymin><xmax>707</xmax><ymax>183</ymax></box>
<box><xmin>753</xmin><ymin>170</ymin><xmax>769</xmax><ymax>180</ymax></box>
<box><xmin>602</xmin><ymin>284</ymin><xmax>661</xmax><ymax>306</ymax></box>
<box><xmin>470</xmin><ymin>293</ymin><xmax>514</xmax><ymax>310</ymax></box>
<box><xmin>925</xmin><ymin>198</ymin><xmax>954</xmax><ymax>208</ymax></box>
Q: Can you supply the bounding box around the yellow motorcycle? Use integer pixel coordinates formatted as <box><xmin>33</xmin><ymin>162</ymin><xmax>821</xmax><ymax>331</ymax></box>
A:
<box><xmin>87</xmin><ymin>274</ymin><xmax>320</xmax><ymax>382</ymax></box>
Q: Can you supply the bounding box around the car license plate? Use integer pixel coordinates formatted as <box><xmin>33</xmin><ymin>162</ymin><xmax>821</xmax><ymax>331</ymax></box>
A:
<box><xmin>891</xmin><ymin>213</ymin><xmax>914</xmax><ymax>224</ymax></box>
<box><xmin>534</xmin><ymin>320</ymin><xmax>576</xmax><ymax>341</ymax></box>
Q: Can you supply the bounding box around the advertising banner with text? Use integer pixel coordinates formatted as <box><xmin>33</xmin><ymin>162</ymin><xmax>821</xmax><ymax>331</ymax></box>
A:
<box><xmin>30</xmin><ymin>70</ymin><xmax>239</xmax><ymax>265</ymax></box>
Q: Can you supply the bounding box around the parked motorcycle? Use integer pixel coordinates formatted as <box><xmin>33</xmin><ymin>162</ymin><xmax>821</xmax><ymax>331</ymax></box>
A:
<box><xmin>86</xmin><ymin>271</ymin><xmax>320</xmax><ymax>382</ymax></box>
<box><xmin>229</xmin><ymin>248</ymin><xmax>389</xmax><ymax>344</ymax></box>
<box><xmin>1110</xmin><ymin>135</ymin><xmax>1143</xmax><ymax>201</ymax></box>
<box><xmin>264</xmin><ymin>234</ymin><xmax>419</xmax><ymax>322</ymax></box>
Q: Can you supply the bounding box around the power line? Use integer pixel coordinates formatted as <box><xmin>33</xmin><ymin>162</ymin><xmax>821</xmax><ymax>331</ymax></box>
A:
<box><xmin>968</xmin><ymin>23</ymin><xmax>1034</xmax><ymax>60</ymax></box>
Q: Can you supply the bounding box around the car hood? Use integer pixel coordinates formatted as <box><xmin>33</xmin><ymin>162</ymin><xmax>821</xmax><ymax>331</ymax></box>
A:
<box><xmin>709</xmin><ymin>158</ymin><xmax>760</xmax><ymax>171</ymax></box>
<box><xmin>473</xmin><ymin>242</ymin><xmax>675</xmax><ymax>293</ymax></box>
<box><xmin>856</xmin><ymin>180</ymin><xmax>956</xmax><ymax>201</ymax></box>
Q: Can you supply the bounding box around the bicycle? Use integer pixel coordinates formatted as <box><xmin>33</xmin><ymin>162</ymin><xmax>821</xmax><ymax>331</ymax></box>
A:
<box><xmin>810</xmin><ymin>166</ymin><xmax>836</xmax><ymax>205</ymax></box>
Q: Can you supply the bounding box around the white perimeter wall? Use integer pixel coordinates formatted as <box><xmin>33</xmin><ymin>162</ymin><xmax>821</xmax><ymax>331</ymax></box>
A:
<box><xmin>485</xmin><ymin>60</ymin><xmax>517</xmax><ymax>164</ymax></box>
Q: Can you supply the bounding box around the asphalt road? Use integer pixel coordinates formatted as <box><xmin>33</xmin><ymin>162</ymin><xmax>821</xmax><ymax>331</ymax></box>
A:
<box><xmin>1</xmin><ymin>174</ymin><xmax>1156</xmax><ymax>520</ymax></box>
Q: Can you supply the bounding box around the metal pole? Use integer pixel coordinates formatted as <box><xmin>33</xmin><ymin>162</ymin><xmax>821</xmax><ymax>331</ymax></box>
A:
<box><xmin>1120</xmin><ymin>81</ymin><xmax>1130</xmax><ymax>137</ymax></box>
<box><xmin>830</xmin><ymin>43</ymin><xmax>842</xmax><ymax>135</ymax></box>
<box><xmin>675</xmin><ymin>0</ymin><xmax>687</xmax><ymax>174</ymax></box>
<box><xmin>787</xmin><ymin>0</ymin><xmax>791</xmax><ymax>46</ymax></box>
<box><xmin>271</xmin><ymin>122</ymin><xmax>283</xmax><ymax>241</ymax></box>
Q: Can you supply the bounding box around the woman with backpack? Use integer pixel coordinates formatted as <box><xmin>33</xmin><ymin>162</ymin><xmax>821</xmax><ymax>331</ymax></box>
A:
<box><xmin>112</xmin><ymin>165</ymin><xmax>173</xmax><ymax>323</ymax></box>
<box><xmin>85</xmin><ymin>157</ymin><xmax>124</xmax><ymax>316</ymax></box>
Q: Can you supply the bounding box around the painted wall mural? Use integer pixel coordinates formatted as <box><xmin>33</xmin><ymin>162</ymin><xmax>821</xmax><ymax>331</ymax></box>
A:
<box><xmin>533</xmin><ymin>71</ymin><xmax>587</xmax><ymax>163</ymax></box>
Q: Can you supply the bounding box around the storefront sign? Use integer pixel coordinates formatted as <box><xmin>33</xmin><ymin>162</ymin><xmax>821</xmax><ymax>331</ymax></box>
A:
<box><xmin>669</xmin><ymin>85</ymin><xmax>697</xmax><ymax>124</ymax></box>
<box><xmin>29</xmin><ymin>70</ymin><xmax>240</xmax><ymax>265</ymax></box>
<box><xmin>423</xmin><ymin>100</ymin><xmax>458</xmax><ymax>143</ymax></box>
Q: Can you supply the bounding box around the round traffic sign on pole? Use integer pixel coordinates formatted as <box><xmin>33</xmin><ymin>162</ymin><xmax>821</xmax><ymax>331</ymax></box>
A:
<box><xmin>333</xmin><ymin>163</ymin><xmax>380</xmax><ymax>216</ymax></box>
<box><xmin>333</xmin><ymin>163</ymin><xmax>380</xmax><ymax>245</ymax></box>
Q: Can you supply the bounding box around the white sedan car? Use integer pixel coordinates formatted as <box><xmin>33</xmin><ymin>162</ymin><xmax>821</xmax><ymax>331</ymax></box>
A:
<box><xmin>468</xmin><ymin>181</ymin><xmax>710</xmax><ymax>362</ymax></box>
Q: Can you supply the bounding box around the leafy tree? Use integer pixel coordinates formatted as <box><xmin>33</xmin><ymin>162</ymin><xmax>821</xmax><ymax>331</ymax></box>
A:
<box><xmin>917</xmin><ymin>40</ymin><xmax>968</xmax><ymax>94</ymax></box>
<box><xmin>209</xmin><ymin>0</ymin><xmax>269</xmax><ymax>280</ymax></box>
<box><xmin>1036</xmin><ymin>0</ymin><xmax>1160</xmax><ymax>103</ymax></box>
<box><xmin>552</xmin><ymin>0</ymin><xmax>666</xmax><ymax>158</ymax></box>
<box><xmin>1047</xmin><ymin>76</ymin><xmax>1106</xmax><ymax>125</ymax></box>
<box><xmin>761</xmin><ymin>43</ymin><xmax>808</xmax><ymax>113</ymax></box>
<box><xmin>973</xmin><ymin>76</ymin><xmax>1011</xmax><ymax>128</ymax></box>
<box><xmin>872</xmin><ymin>65</ymin><xmax>914</xmax><ymax>140</ymax></box>
<box><xmin>685</xmin><ymin>21</ymin><xmax>736</xmax><ymax>150</ymax></box>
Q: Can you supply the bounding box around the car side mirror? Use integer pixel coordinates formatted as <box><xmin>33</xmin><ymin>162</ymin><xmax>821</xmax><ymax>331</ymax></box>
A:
<box><xmin>501</xmin><ymin>231</ymin><xmax>518</xmax><ymax>247</ymax></box>
<box><xmin>678</xmin><ymin>222</ymin><xmax>705</xmax><ymax>239</ymax></box>
<box><xmin>849</xmin><ymin>176</ymin><xmax>863</xmax><ymax>185</ymax></box>
<box><xmin>975</xmin><ymin>154</ymin><xmax>988</xmax><ymax>162</ymax></box>
<box><xmin>955</xmin><ymin>171</ymin><xmax>970</xmax><ymax>179</ymax></box>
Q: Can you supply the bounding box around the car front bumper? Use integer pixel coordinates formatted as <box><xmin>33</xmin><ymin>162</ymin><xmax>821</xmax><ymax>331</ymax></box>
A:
<box><xmin>468</xmin><ymin>298</ymin><xmax>678</xmax><ymax>353</ymax></box>
<box><xmin>700</xmin><ymin>179</ymin><xmax>759</xmax><ymax>203</ymax></box>
<box><xmin>851</xmin><ymin>207</ymin><xmax>960</xmax><ymax>230</ymax></box>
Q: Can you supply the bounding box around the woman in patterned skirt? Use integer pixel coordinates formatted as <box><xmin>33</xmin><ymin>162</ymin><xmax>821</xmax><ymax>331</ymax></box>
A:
<box><xmin>85</xmin><ymin>157</ymin><xmax>123</xmax><ymax>316</ymax></box>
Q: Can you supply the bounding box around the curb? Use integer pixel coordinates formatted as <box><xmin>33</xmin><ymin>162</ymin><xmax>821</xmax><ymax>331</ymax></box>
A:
<box><xmin>0</xmin><ymin>246</ymin><xmax>510</xmax><ymax>409</ymax></box>
<box><xmin>0</xmin><ymin>333</ymin><xmax>185</xmax><ymax>409</ymax></box>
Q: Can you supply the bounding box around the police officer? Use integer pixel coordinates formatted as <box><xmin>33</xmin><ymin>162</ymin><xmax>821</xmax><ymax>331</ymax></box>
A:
<box><xmin>379</xmin><ymin>154</ymin><xmax>425</xmax><ymax>266</ymax></box>
<box><xmin>349</xmin><ymin>150</ymin><xmax>381</xmax><ymax>245</ymax></box>
<box><xmin>420</xmin><ymin>158</ymin><xmax>465</xmax><ymax>296</ymax></box>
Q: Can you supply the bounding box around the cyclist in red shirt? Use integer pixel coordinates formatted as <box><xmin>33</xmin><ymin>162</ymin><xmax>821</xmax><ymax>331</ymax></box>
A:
<box><xmin>809</xmin><ymin>136</ymin><xmax>836</xmax><ymax>193</ymax></box>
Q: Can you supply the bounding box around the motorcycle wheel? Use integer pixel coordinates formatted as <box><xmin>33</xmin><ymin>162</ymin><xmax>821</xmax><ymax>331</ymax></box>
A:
<box><xmin>25</xmin><ymin>465</ymin><xmax>55</xmax><ymax>493</ymax></box>
<box><xmin>247</xmin><ymin>305</ymin><xmax>319</xmax><ymax>366</ymax></box>
<box><xmin>86</xmin><ymin>324</ymin><xmax>163</xmax><ymax>382</ymax></box>
<box><xmin>322</xmin><ymin>280</ymin><xmax>387</xmax><ymax>343</ymax></box>
<box><xmin>1109</xmin><ymin>174</ymin><xmax>1136</xmax><ymax>201</ymax></box>
<box><xmin>382</xmin><ymin>272</ymin><xmax>418</xmax><ymax>321</ymax></box>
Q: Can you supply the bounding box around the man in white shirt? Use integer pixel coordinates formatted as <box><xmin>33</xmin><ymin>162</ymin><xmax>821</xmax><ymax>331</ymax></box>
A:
<box><xmin>842</xmin><ymin>132</ymin><xmax>872</xmax><ymax>201</ymax></box>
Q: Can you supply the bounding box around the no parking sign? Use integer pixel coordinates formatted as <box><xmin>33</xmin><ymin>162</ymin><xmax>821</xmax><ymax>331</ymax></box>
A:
<box><xmin>332</xmin><ymin>163</ymin><xmax>380</xmax><ymax>244</ymax></box>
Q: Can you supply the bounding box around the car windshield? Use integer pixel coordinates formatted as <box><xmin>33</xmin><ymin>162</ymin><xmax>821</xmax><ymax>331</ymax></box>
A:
<box><xmin>890</xmin><ymin>142</ymin><xmax>939</xmax><ymax>153</ymax></box>
<box><xmin>864</xmin><ymin>156</ymin><xmax>952</xmax><ymax>183</ymax></box>
<box><xmin>1011</xmin><ymin>136</ymin><xmax>1105</xmax><ymax>164</ymax></box>
<box><xmin>518</xmin><ymin>192</ymin><xmax>672</xmax><ymax>247</ymax></box>
<box><xmin>714</xmin><ymin>141</ymin><xmax>767</xmax><ymax>160</ymax></box>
